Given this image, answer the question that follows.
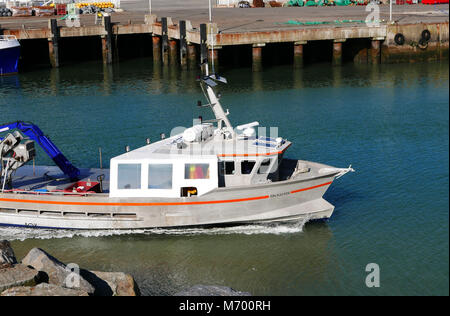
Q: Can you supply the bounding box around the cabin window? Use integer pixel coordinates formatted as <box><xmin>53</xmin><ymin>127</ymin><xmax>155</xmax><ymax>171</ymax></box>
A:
<box><xmin>148</xmin><ymin>164</ymin><xmax>173</xmax><ymax>189</ymax></box>
<box><xmin>219</xmin><ymin>161</ymin><xmax>235</xmax><ymax>175</ymax></box>
<box><xmin>258</xmin><ymin>159</ymin><xmax>272</xmax><ymax>174</ymax></box>
<box><xmin>241</xmin><ymin>160</ymin><xmax>256</xmax><ymax>175</ymax></box>
<box><xmin>118</xmin><ymin>164</ymin><xmax>141</xmax><ymax>190</ymax></box>
<box><xmin>185</xmin><ymin>163</ymin><xmax>210</xmax><ymax>179</ymax></box>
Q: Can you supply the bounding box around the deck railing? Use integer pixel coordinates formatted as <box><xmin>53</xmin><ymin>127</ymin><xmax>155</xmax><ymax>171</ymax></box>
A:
<box><xmin>0</xmin><ymin>35</ymin><xmax>18</xmax><ymax>41</ymax></box>
<box><xmin>2</xmin><ymin>188</ymin><xmax>107</xmax><ymax>197</ymax></box>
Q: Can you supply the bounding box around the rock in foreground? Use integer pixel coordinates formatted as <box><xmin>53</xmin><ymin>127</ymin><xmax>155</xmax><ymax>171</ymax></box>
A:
<box><xmin>0</xmin><ymin>264</ymin><xmax>40</xmax><ymax>293</ymax></box>
<box><xmin>0</xmin><ymin>240</ymin><xmax>17</xmax><ymax>266</ymax></box>
<box><xmin>2</xmin><ymin>283</ymin><xmax>89</xmax><ymax>296</ymax></box>
<box><xmin>175</xmin><ymin>285</ymin><xmax>251</xmax><ymax>296</ymax></box>
<box><xmin>21</xmin><ymin>248</ymin><xmax>95</xmax><ymax>294</ymax></box>
<box><xmin>84</xmin><ymin>271</ymin><xmax>141</xmax><ymax>296</ymax></box>
<box><xmin>0</xmin><ymin>241</ymin><xmax>142</xmax><ymax>296</ymax></box>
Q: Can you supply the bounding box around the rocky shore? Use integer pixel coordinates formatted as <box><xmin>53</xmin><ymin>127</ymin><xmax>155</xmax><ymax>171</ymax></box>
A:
<box><xmin>1</xmin><ymin>240</ymin><xmax>140</xmax><ymax>296</ymax></box>
<box><xmin>1</xmin><ymin>240</ymin><xmax>252</xmax><ymax>296</ymax></box>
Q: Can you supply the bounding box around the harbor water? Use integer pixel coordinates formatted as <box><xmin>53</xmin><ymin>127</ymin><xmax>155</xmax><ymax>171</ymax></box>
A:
<box><xmin>0</xmin><ymin>60</ymin><xmax>448</xmax><ymax>296</ymax></box>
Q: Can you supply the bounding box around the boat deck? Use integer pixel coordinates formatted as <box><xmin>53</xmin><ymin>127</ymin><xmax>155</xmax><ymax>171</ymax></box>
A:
<box><xmin>5</xmin><ymin>165</ymin><xmax>110</xmax><ymax>195</ymax></box>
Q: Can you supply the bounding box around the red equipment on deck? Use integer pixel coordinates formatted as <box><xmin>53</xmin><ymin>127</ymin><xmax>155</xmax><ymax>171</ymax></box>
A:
<box><xmin>421</xmin><ymin>0</ymin><xmax>449</xmax><ymax>4</ymax></box>
<box><xmin>65</xmin><ymin>181</ymin><xmax>101</xmax><ymax>194</ymax></box>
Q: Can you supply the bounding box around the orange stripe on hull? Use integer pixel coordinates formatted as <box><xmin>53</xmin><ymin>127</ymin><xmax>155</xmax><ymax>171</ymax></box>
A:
<box><xmin>0</xmin><ymin>181</ymin><xmax>332</xmax><ymax>207</ymax></box>
<box><xmin>290</xmin><ymin>181</ymin><xmax>333</xmax><ymax>194</ymax></box>
<box><xmin>0</xmin><ymin>195</ymin><xmax>270</xmax><ymax>207</ymax></box>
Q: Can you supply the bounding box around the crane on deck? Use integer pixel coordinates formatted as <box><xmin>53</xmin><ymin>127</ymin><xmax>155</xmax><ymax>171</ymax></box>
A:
<box><xmin>0</xmin><ymin>121</ymin><xmax>80</xmax><ymax>185</ymax></box>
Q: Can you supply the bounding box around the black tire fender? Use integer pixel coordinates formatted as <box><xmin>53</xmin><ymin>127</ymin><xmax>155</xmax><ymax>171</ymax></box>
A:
<box><xmin>394</xmin><ymin>33</ymin><xmax>405</xmax><ymax>46</ymax></box>
<box><xmin>418</xmin><ymin>38</ymin><xmax>429</xmax><ymax>50</ymax></box>
<box><xmin>421</xmin><ymin>29</ymin><xmax>431</xmax><ymax>42</ymax></box>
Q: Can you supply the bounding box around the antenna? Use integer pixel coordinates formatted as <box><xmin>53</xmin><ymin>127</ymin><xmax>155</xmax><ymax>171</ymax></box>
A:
<box><xmin>209</xmin><ymin>0</ymin><xmax>216</xmax><ymax>74</ymax></box>
<box><xmin>196</xmin><ymin>2</ymin><xmax>232</xmax><ymax>133</ymax></box>
<box><xmin>209</xmin><ymin>0</ymin><xmax>212</xmax><ymax>23</ymax></box>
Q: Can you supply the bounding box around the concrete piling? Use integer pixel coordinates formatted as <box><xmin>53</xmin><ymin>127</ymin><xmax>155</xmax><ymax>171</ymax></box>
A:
<box><xmin>169</xmin><ymin>39</ymin><xmax>178</xmax><ymax>65</ymax></box>
<box><xmin>206</xmin><ymin>23</ymin><xmax>219</xmax><ymax>70</ymax></box>
<box><xmin>370</xmin><ymin>39</ymin><xmax>382</xmax><ymax>64</ymax></box>
<box><xmin>209</xmin><ymin>48</ymin><xmax>220</xmax><ymax>70</ymax></box>
<box><xmin>333</xmin><ymin>40</ymin><xmax>345</xmax><ymax>66</ymax></box>
<box><xmin>179</xmin><ymin>20</ymin><xmax>188</xmax><ymax>68</ymax></box>
<box><xmin>48</xmin><ymin>19</ymin><xmax>60</xmax><ymax>68</ymax></box>
<box><xmin>152</xmin><ymin>35</ymin><xmax>162</xmax><ymax>64</ymax></box>
<box><xmin>101</xmin><ymin>16</ymin><xmax>113</xmax><ymax>65</ymax></box>
<box><xmin>187</xmin><ymin>43</ymin><xmax>197</xmax><ymax>69</ymax></box>
<box><xmin>252</xmin><ymin>44</ymin><xmax>264</xmax><ymax>72</ymax></box>
<box><xmin>1</xmin><ymin>9</ymin><xmax>446</xmax><ymax>73</ymax></box>
<box><xmin>161</xmin><ymin>17</ymin><xmax>169</xmax><ymax>65</ymax></box>
<box><xmin>294</xmin><ymin>41</ymin><xmax>306</xmax><ymax>69</ymax></box>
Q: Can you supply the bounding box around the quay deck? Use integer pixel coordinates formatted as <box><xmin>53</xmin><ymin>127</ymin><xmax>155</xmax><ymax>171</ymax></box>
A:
<box><xmin>0</xmin><ymin>6</ymin><xmax>448</xmax><ymax>40</ymax></box>
<box><xmin>0</xmin><ymin>4</ymin><xmax>448</xmax><ymax>69</ymax></box>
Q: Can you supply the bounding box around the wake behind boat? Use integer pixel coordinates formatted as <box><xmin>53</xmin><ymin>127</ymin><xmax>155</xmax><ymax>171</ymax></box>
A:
<box><xmin>0</xmin><ymin>72</ymin><xmax>354</xmax><ymax>230</ymax></box>
<box><xmin>0</xmin><ymin>35</ymin><xmax>20</xmax><ymax>76</ymax></box>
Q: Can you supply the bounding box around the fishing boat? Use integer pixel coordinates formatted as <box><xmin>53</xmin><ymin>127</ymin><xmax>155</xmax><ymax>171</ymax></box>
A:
<box><xmin>0</xmin><ymin>35</ymin><xmax>20</xmax><ymax>76</ymax></box>
<box><xmin>0</xmin><ymin>71</ymin><xmax>354</xmax><ymax>230</ymax></box>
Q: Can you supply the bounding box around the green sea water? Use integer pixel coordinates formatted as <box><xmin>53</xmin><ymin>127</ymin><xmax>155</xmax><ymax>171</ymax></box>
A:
<box><xmin>0</xmin><ymin>59</ymin><xmax>448</xmax><ymax>296</ymax></box>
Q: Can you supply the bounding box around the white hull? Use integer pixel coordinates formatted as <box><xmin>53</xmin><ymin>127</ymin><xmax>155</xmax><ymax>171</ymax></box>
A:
<box><xmin>0</xmin><ymin>163</ymin><xmax>338</xmax><ymax>230</ymax></box>
<box><xmin>0</xmin><ymin>198</ymin><xmax>334</xmax><ymax>230</ymax></box>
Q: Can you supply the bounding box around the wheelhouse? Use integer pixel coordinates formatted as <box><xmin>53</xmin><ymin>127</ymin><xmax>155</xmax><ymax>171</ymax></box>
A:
<box><xmin>110</xmin><ymin>155</ymin><xmax>218</xmax><ymax>198</ymax></box>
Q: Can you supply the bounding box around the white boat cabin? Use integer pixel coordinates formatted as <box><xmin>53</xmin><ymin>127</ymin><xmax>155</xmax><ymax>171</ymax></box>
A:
<box><xmin>109</xmin><ymin>125</ymin><xmax>290</xmax><ymax>198</ymax></box>
<box><xmin>109</xmin><ymin>83</ymin><xmax>291</xmax><ymax>199</ymax></box>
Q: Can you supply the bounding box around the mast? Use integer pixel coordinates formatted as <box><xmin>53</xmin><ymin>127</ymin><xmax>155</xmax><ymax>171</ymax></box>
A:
<box><xmin>199</xmin><ymin>4</ymin><xmax>232</xmax><ymax>134</ymax></box>
<box><xmin>205</xmin><ymin>84</ymin><xmax>233</xmax><ymax>132</ymax></box>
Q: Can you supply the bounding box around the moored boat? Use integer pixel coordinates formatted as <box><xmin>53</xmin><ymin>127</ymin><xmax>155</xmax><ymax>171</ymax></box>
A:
<box><xmin>0</xmin><ymin>35</ymin><xmax>20</xmax><ymax>76</ymax></box>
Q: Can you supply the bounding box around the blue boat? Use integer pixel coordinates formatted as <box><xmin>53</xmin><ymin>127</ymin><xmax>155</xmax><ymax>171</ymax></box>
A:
<box><xmin>0</xmin><ymin>35</ymin><xmax>20</xmax><ymax>76</ymax></box>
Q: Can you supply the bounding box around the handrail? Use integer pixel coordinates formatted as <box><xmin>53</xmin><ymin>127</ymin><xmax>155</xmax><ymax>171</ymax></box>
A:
<box><xmin>1</xmin><ymin>189</ymin><xmax>107</xmax><ymax>197</ymax></box>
